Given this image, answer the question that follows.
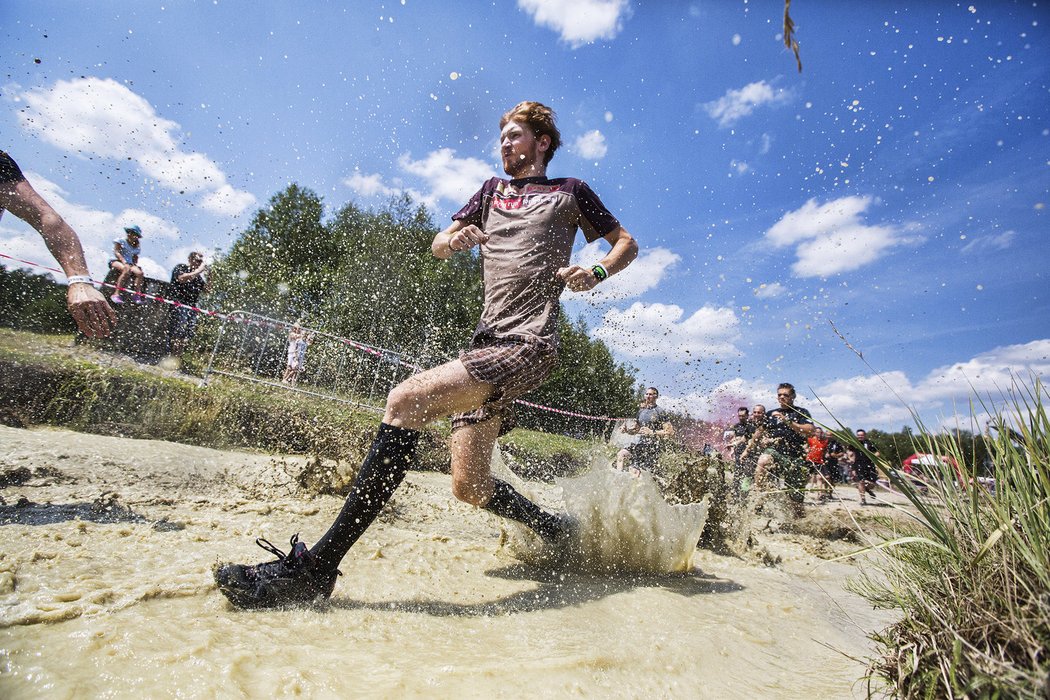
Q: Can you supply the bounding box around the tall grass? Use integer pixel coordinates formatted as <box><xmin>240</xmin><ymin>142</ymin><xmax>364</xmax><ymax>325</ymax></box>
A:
<box><xmin>851</xmin><ymin>381</ymin><xmax>1049</xmax><ymax>698</ymax></box>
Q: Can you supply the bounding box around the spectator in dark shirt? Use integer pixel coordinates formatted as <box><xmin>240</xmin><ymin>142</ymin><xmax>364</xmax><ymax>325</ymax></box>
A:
<box><xmin>166</xmin><ymin>251</ymin><xmax>209</xmax><ymax>357</ymax></box>
<box><xmin>754</xmin><ymin>383</ymin><xmax>814</xmax><ymax>516</ymax></box>
<box><xmin>850</xmin><ymin>429</ymin><xmax>881</xmax><ymax>505</ymax></box>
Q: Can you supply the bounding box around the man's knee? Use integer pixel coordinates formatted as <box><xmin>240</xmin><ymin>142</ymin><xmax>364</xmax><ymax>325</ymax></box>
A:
<box><xmin>451</xmin><ymin>473</ymin><xmax>491</xmax><ymax>506</ymax></box>
<box><xmin>385</xmin><ymin>382</ymin><xmax>423</xmax><ymax>421</ymax></box>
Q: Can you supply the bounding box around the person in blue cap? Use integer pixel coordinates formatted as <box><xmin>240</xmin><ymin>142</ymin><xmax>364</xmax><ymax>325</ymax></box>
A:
<box><xmin>110</xmin><ymin>225</ymin><xmax>146</xmax><ymax>304</ymax></box>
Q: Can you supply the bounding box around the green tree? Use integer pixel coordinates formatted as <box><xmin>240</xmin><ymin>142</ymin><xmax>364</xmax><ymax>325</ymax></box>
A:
<box><xmin>0</xmin><ymin>267</ymin><xmax>74</xmax><ymax>334</ymax></box>
<box><xmin>207</xmin><ymin>184</ymin><xmax>639</xmax><ymax>434</ymax></box>
<box><xmin>523</xmin><ymin>315</ymin><xmax>638</xmax><ymax>436</ymax></box>
<box><xmin>209</xmin><ymin>184</ymin><xmax>332</xmax><ymax>319</ymax></box>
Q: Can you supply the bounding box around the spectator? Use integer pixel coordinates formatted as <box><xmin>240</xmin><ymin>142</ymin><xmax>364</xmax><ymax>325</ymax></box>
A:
<box><xmin>167</xmin><ymin>251</ymin><xmax>209</xmax><ymax>357</ymax></box>
<box><xmin>850</xmin><ymin>429</ymin><xmax>881</xmax><ymax>505</ymax></box>
<box><xmin>727</xmin><ymin>406</ymin><xmax>754</xmax><ymax>495</ymax></box>
<box><xmin>754</xmin><ymin>383</ymin><xmax>814</xmax><ymax>516</ymax></box>
<box><xmin>110</xmin><ymin>225</ymin><xmax>145</xmax><ymax>304</ymax></box>
<box><xmin>806</xmin><ymin>426</ymin><xmax>832</xmax><ymax>502</ymax></box>
<box><xmin>282</xmin><ymin>322</ymin><xmax>314</xmax><ymax>385</ymax></box>
<box><xmin>825</xmin><ymin>433</ymin><xmax>849</xmax><ymax>485</ymax></box>
<box><xmin>616</xmin><ymin>387</ymin><xmax>674</xmax><ymax>474</ymax></box>
<box><xmin>736</xmin><ymin>404</ymin><xmax>770</xmax><ymax>495</ymax></box>
<box><xmin>0</xmin><ymin>150</ymin><xmax>115</xmax><ymax>337</ymax></box>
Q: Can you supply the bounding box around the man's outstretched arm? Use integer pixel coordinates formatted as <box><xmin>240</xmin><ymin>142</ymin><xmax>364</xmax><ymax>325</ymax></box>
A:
<box><xmin>0</xmin><ymin>178</ymin><xmax>116</xmax><ymax>337</ymax></box>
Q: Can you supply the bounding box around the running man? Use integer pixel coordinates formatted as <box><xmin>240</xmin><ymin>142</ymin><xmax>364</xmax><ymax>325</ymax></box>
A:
<box><xmin>615</xmin><ymin>387</ymin><xmax>674</xmax><ymax>474</ymax></box>
<box><xmin>0</xmin><ymin>150</ymin><xmax>116</xmax><ymax>337</ymax></box>
<box><xmin>214</xmin><ymin>101</ymin><xmax>638</xmax><ymax>609</ymax></box>
<box><xmin>754</xmin><ymin>383</ymin><xmax>814</xmax><ymax>516</ymax></box>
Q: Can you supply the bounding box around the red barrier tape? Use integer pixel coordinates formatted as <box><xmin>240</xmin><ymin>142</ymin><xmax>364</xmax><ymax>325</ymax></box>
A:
<box><xmin>1</xmin><ymin>251</ymin><xmax>618</xmax><ymax>421</ymax></box>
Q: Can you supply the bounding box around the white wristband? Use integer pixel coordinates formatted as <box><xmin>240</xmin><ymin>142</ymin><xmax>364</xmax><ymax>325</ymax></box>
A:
<box><xmin>67</xmin><ymin>275</ymin><xmax>94</xmax><ymax>286</ymax></box>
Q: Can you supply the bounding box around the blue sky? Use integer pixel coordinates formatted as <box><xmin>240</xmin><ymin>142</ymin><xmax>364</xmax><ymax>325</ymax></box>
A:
<box><xmin>2</xmin><ymin>0</ymin><xmax>1047</xmax><ymax>432</ymax></box>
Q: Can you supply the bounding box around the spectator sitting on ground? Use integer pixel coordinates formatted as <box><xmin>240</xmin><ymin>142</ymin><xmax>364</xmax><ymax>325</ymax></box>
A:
<box><xmin>167</xmin><ymin>251</ymin><xmax>209</xmax><ymax>358</ymax></box>
<box><xmin>110</xmin><ymin>225</ymin><xmax>145</xmax><ymax>304</ymax></box>
<box><xmin>616</xmin><ymin>387</ymin><xmax>674</xmax><ymax>474</ymax></box>
<box><xmin>0</xmin><ymin>150</ymin><xmax>115</xmax><ymax>337</ymax></box>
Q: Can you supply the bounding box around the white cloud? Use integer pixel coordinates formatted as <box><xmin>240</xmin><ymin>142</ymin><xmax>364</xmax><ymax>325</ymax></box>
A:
<box><xmin>199</xmin><ymin>185</ymin><xmax>258</xmax><ymax>217</ymax></box>
<box><xmin>573</xmin><ymin>130</ymin><xmax>609</xmax><ymax>160</ymax></box>
<box><xmin>759</xmin><ymin>133</ymin><xmax>773</xmax><ymax>154</ymax></box>
<box><xmin>961</xmin><ymin>230</ymin><xmax>1017</xmax><ymax>254</ymax></box>
<box><xmin>730</xmin><ymin>159</ymin><xmax>749</xmax><ymax>174</ymax></box>
<box><xmin>570</xmin><ymin>241</ymin><xmax>680</xmax><ymax>302</ymax></box>
<box><xmin>659</xmin><ymin>377</ymin><xmax>771</xmax><ymax>423</ymax></box>
<box><xmin>343</xmin><ymin>171</ymin><xmax>401</xmax><ymax>198</ymax></box>
<box><xmin>765</xmin><ymin>195</ymin><xmax>921</xmax><ymax>277</ymax></box>
<box><xmin>343</xmin><ymin>150</ymin><xmax>495</xmax><ymax>210</ymax></box>
<box><xmin>703</xmin><ymin>80</ymin><xmax>789</xmax><ymax>128</ymax></box>
<box><xmin>753</xmin><ymin>282</ymin><xmax>786</xmax><ymax>299</ymax></box>
<box><xmin>17</xmin><ymin>77</ymin><xmax>255</xmax><ymax>216</ymax></box>
<box><xmin>811</xmin><ymin>340</ymin><xmax>1050</xmax><ymax>430</ymax></box>
<box><xmin>652</xmin><ymin>339</ymin><xmax>1050</xmax><ymax>432</ymax></box>
<box><xmin>593</xmin><ymin>301</ymin><xmax>742</xmax><ymax>361</ymax></box>
<box><xmin>1</xmin><ymin>172</ymin><xmax>177</xmax><ymax>282</ymax></box>
<box><xmin>518</xmin><ymin>0</ymin><xmax>630</xmax><ymax>48</ymax></box>
<box><xmin>397</xmin><ymin>148</ymin><xmax>496</xmax><ymax>207</ymax></box>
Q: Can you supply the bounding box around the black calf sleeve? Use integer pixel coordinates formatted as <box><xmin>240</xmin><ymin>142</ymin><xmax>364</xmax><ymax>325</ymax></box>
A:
<box><xmin>310</xmin><ymin>423</ymin><xmax>418</xmax><ymax>570</ymax></box>
<box><xmin>483</xmin><ymin>479</ymin><xmax>562</xmax><ymax>543</ymax></box>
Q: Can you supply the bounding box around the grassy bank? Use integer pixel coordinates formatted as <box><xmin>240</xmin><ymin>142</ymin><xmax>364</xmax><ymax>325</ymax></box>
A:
<box><xmin>0</xmin><ymin>329</ymin><xmax>600</xmax><ymax>478</ymax></box>
<box><xmin>852</xmin><ymin>384</ymin><xmax>1049</xmax><ymax>697</ymax></box>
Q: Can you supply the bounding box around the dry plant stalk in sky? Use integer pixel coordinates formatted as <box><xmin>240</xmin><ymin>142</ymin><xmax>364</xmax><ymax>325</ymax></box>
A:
<box><xmin>784</xmin><ymin>0</ymin><xmax>802</xmax><ymax>72</ymax></box>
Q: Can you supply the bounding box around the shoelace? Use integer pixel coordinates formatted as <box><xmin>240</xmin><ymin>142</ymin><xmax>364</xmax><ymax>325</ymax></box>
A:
<box><xmin>255</xmin><ymin>534</ymin><xmax>302</xmax><ymax>562</ymax></box>
<box><xmin>252</xmin><ymin>534</ymin><xmax>341</xmax><ymax>581</ymax></box>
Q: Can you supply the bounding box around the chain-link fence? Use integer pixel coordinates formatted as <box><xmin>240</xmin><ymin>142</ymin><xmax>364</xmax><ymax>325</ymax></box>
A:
<box><xmin>201</xmin><ymin>311</ymin><xmax>420</xmax><ymax>412</ymax></box>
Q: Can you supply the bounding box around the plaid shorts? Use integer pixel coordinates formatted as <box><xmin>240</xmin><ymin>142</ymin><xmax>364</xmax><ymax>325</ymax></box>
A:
<box><xmin>450</xmin><ymin>335</ymin><xmax>558</xmax><ymax>435</ymax></box>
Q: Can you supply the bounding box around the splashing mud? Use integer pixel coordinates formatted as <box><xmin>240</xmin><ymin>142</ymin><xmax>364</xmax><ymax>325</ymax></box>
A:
<box><xmin>0</xmin><ymin>426</ymin><xmax>894</xmax><ymax>698</ymax></box>
<box><xmin>506</xmin><ymin>468</ymin><xmax>708</xmax><ymax>573</ymax></box>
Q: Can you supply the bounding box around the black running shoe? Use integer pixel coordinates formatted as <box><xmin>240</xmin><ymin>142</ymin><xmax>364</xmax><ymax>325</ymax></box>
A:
<box><xmin>214</xmin><ymin>534</ymin><xmax>340</xmax><ymax>609</ymax></box>
<box><xmin>551</xmin><ymin>513</ymin><xmax>579</xmax><ymax>546</ymax></box>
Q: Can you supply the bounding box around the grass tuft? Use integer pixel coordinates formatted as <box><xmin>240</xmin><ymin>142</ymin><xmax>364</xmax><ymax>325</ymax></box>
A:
<box><xmin>850</xmin><ymin>379</ymin><xmax>1050</xmax><ymax>698</ymax></box>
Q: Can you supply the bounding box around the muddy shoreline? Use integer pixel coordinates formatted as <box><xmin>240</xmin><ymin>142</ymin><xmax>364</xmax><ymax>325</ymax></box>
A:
<box><xmin>0</xmin><ymin>425</ymin><xmax>895</xmax><ymax>697</ymax></box>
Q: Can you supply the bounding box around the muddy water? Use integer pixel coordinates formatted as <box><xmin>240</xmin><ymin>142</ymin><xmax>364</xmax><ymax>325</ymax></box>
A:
<box><xmin>0</xmin><ymin>426</ymin><xmax>890</xmax><ymax>698</ymax></box>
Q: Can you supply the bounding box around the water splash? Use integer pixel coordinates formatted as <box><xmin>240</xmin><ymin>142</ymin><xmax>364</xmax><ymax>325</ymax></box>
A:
<box><xmin>494</xmin><ymin>449</ymin><xmax>708</xmax><ymax>574</ymax></box>
<box><xmin>559</xmin><ymin>468</ymin><xmax>709</xmax><ymax>573</ymax></box>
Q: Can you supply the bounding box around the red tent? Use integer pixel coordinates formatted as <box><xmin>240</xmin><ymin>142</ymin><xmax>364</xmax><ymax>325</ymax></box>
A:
<box><xmin>902</xmin><ymin>453</ymin><xmax>961</xmax><ymax>483</ymax></box>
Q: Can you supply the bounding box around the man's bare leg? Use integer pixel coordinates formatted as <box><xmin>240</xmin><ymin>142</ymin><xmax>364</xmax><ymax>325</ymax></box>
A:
<box><xmin>307</xmin><ymin>359</ymin><xmax>491</xmax><ymax>570</ymax></box>
<box><xmin>449</xmin><ymin>417</ymin><xmax>567</xmax><ymax>541</ymax></box>
<box><xmin>449</xmin><ymin>417</ymin><xmax>503</xmax><ymax>505</ymax></box>
<box><xmin>215</xmin><ymin>357</ymin><xmax>567</xmax><ymax>608</ymax></box>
